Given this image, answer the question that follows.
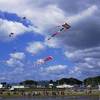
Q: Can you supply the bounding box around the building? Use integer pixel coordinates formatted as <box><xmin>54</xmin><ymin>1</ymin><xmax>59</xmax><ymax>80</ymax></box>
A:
<box><xmin>98</xmin><ymin>85</ymin><xmax>100</xmax><ymax>91</ymax></box>
<box><xmin>56</xmin><ymin>84</ymin><xmax>74</xmax><ymax>89</ymax></box>
<box><xmin>49</xmin><ymin>84</ymin><xmax>53</xmax><ymax>88</ymax></box>
<box><xmin>10</xmin><ymin>85</ymin><xmax>25</xmax><ymax>90</ymax></box>
<box><xmin>0</xmin><ymin>84</ymin><xmax>3</xmax><ymax>89</ymax></box>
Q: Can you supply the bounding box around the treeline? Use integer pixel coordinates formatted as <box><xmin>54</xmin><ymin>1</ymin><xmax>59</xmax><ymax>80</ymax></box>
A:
<box><xmin>84</xmin><ymin>76</ymin><xmax>100</xmax><ymax>86</ymax></box>
<box><xmin>19</xmin><ymin>76</ymin><xmax>100</xmax><ymax>86</ymax></box>
<box><xmin>1</xmin><ymin>76</ymin><xmax>100</xmax><ymax>87</ymax></box>
<box><xmin>19</xmin><ymin>78</ymin><xmax>82</xmax><ymax>86</ymax></box>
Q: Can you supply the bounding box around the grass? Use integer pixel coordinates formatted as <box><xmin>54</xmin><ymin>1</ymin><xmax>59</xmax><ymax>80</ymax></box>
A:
<box><xmin>0</xmin><ymin>91</ymin><xmax>99</xmax><ymax>98</ymax></box>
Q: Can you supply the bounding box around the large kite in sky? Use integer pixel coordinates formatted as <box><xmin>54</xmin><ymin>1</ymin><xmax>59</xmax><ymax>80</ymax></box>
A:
<box><xmin>48</xmin><ymin>22</ymin><xmax>71</xmax><ymax>40</ymax></box>
<box><xmin>36</xmin><ymin>56</ymin><xmax>53</xmax><ymax>65</ymax></box>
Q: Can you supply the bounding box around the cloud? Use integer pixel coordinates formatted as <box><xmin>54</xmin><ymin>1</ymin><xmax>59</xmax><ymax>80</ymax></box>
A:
<box><xmin>26</xmin><ymin>41</ymin><xmax>45</xmax><ymax>54</ymax></box>
<box><xmin>62</xmin><ymin>4</ymin><xmax>100</xmax><ymax>79</ymax></box>
<box><xmin>45</xmin><ymin>65</ymin><xmax>67</xmax><ymax>74</ymax></box>
<box><xmin>0</xmin><ymin>0</ymin><xmax>100</xmax><ymax>81</ymax></box>
<box><xmin>26</xmin><ymin>39</ymin><xmax>61</xmax><ymax>55</ymax></box>
<box><xmin>30</xmin><ymin>64</ymin><xmax>70</xmax><ymax>80</ymax></box>
<box><xmin>6</xmin><ymin>58</ymin><xmax>24</xmax><ymax>67</ymax></box>
<box><xmin>65</xmin><ymin>46</ymin><xmax>100</xmax><ymax>62</ymax></box>
<box><xmin>0</xmin><ymin>0</ymin><xmax>98</xmax><ymax>40</ymax></box>
<box><xmin>36</xmin><ymin>59</ymin><xmax>45</xmax><ymax>65</ymax></box>
<box><xmin>6</xmin><ymin>52</ymin><xmax>25</xmax><ymax>67</ymax></box>
<box><xmin>23</xmin><ymin>5</ymin><xmax>66</xmax><ymax>34</ymax></box>
<box><xmin>10</xmin><ymin>52</ymin><xmax>25</xmax><ymax>60</ymax></box>
<box><xmin>0</xmin><ymin>0</ymin><xmax>29</xmax><ymax>13</ymax></box>
<box><xmin>44</xmin><ymin>38</ymin><xmax>60</xmax><ymax>48</ymax></box>
<box><xmin>67</xmin><ymin>5</ymin><xmax>98</xmax><ymax>25</ymax></box>
<box><xmin>0</xmin><ymin>0</ymin><xmax>66</xmax><ymax>35</ymax></box>
<box><xmin>0</xmin><ymin>19</ymin><xmax>33</xmax><ymax>41</ymax></box>
<box><xmin>64</xmin><ymin>46</ymin><xmax>100</xmax><ymax>79</ymax></box>
<box><xmin>0</xmin><ymin>0</ymin><xmax>99</xmax><ymax>36</ymax></box>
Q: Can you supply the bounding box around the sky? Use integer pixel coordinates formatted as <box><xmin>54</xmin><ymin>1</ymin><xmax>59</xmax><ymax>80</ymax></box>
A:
<box><xmin>0</xmin><ymin>0</ymin><xmax>100</xmax><ymax>82</ymax></box>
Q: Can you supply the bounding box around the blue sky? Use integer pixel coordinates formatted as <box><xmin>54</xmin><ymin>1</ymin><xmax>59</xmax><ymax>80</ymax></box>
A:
<box><xmin>0</xmin><ymin>0</ymin><xmax>100</xmax><ymax>82</ymax></box>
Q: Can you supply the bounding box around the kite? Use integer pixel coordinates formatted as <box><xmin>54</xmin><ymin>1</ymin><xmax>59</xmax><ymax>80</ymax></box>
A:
<box><xmin>48</xmin><ymin>22</ymin><xmax>71</xmax><ymax>40</ymax></box>
<box><xmin>60</xmin><ymin>22</ymin><xmax>71</xmax><ymax>31</ymax></box>
<box><xmin>22</xmin><ymin>17</ymin><xmax>26</xmax><ymax>19</ymax></box>
<box><xmin>9</xmin><ymin>33</ymin><xmax>17</xmax><ymax>52</ymax></box>
<box><xmin>9</xmin><ymin>33</ymin><xmax>14</xmax><ymax>37</ymax></box>
<box><xmin>48</xmin><ymin>32</ymin><xmax>59</xmax><ymax>40</ymax></box>
<box><xmin>44</xmin><ymin>56</ymin><xmax>53</xmax><ymax>62</ymax></box>
<box><xmin>36</xmin><ymin>56</ymin><xmax>53</xmax><ymax>65</ymax></box>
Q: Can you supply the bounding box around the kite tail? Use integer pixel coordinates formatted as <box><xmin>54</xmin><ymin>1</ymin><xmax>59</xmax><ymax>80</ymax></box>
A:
<box><xmin>48</xmin><ymin>37</ymin><xmax>51</xmax><ymax>40</ymax></box>
<box><xmin>48</xmin><ymin>32</ymin><xmax>59</xmax><ymax>40</ymax></box>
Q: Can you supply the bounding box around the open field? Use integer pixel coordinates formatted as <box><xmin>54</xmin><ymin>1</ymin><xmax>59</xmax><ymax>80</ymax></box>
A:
<box><xmin>0</xmin><ymin>88</ymin><xmax>99</xmax><ymax>98</ymax></box>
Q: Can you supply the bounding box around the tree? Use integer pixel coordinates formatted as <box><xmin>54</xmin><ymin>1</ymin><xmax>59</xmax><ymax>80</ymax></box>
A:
<box><xmin>84</xmin><ymin>76</ymin><xmax>100</xmax><ymax>87</ymax></box>
<box><xmin>20</xmin><ymin>80</ymin><xmax>37</xmax><ymax>86</ymax></box>
<box><xmin>56</xmin><ymin>78</ymin><xmax>82</xmax><ymax>85</ymax></box>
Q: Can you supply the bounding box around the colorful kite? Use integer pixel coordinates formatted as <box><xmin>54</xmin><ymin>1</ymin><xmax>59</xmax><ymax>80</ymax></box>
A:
<box><xmin>36</xmin><ymin>56</ymin><xmax>53</xmax><ymax>65</ymax></box>
<box><xmin>48</xmin><ymin>22</ymin><xmax>71</xmax><ymax>40</ymax></box>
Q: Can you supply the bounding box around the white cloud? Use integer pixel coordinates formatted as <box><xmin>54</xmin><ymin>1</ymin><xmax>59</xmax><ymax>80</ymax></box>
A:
<box><xmin>6</xmin><ymin>58</ymin><xmax>24</xmax><ymax>67</ymax></box>
<box><xmin>64</xmin><ymin>46</ymin><xmax>100</xmax><ymax>79</ymax></box>
<box><xmin>65</xmin><ymin>46</ymin><xmax>100</xmax><ymax>62</ymax></box>
<box><xmin>26</xmin><ymin>39</ymin><xmax>61</xmax><ymax>55</ymax></box>
<box><xmin>10</xmin><ymin>52</ymin><xmax>25</xmax><ymax>60</ymax></box>
<box><xmin>26</xmin><ymin>41</ymin><xmax>45</xmax><ymax>54</ymax></box>
<box><xmin>36</xmin><ymin>64</ymin><xmax>71</xmax><ymax>80</ymax></box>
<box><xmin>27</xmin><ymin>4</ymin><xmax>98</xmax><ymax>35</ymax></box>
<box><xmin>0</xmin><ymin>19</ymin><xmax>33</xmax><ymax>41</ymax></box>
<box><xmin>64</xmin><ymin>51</ymin><xmax>75</xmax><ymax>58</ymax></box>
<box><xmin>0</xmin><ymin>0</ymin><xmax>30</xmax><ymax>14</ymax></box>
<box><xmin>36</xmin><ymin>59</ymin><xmax>45</xmax><ymax>65</ymax></box>
<box><xmin>0</xmin><ymin>0</ymin><xmax>66</xmax><ymax>35</ymax></box>
<box><xmin>0</xmin><ymin>0</ymin><xmax>99</xmax><ymax>80</ymax></box>
<box><xmin>6</xmin><ymin>52</ymin><xmax>25</xmax><ymax>67</ymax></box>
<box><xmin>67</xmin><ymin>5</ymin><xmax>98</xmax><ymax>25</ymax></box>
<box><xmin>11</xmin><ymin>67</ymin><xmax>24</xmax><ymax>74</ymax></box>
<box><xmin>45</xmin><ymin>65</ymin><xmax>67</xmax><ymax>74</ymax></box>
<box><xmin>25</xmin><ymin>5</ymin><xmax>66</xmax><ymax>34</ymax></box>
<box><xmin>44</xmin><ymin>38</ymin><xmax>60</xmax><ymax>48</ymax></box>
<box><xmin>0</xmin><ymin>0</ymin><xmax>97</xmax><ymax>40</ymax></box>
